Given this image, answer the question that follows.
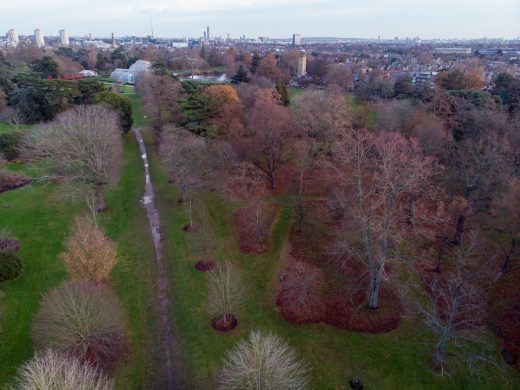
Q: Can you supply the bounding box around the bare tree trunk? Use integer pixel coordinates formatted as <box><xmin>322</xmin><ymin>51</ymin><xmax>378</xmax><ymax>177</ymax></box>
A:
<box><xmin>453</xmin><ymin>214</ymin><xmax>465</xmax><ymax>245</ymax></box>
<box><xmin>177</xmin><ymin>186</ymin><xmax>186</xmax><ymax>203</ymax></box>
<box><xmin>296</xmin><ymin>170</ymin><xmax>304</xmax><ymax>233</ymax></box>
<box><xmin>368</xmin><ymin>274</ymin><xmax>380</xmax><ymax>309</ymax></box>
<box><xmin>95</xmin><ymin>184</ymin><xmax>106</xmax><ymax>212</ymax></box>
<box><xmin>502</xmin><ymin>237</ymin><xmax>517</xmax><ymax>273</ymax></box>
<box><xmin>435</xmin><ymin>234</ymin><xmax>448</xmax><ymax>273</ymax></box>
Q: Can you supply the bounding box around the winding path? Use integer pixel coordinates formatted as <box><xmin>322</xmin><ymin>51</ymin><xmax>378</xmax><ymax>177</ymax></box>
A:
<box><xmin>133</xmin><ymin>128</ymin><xmax>177</xmax><ymax>389</ymax></box>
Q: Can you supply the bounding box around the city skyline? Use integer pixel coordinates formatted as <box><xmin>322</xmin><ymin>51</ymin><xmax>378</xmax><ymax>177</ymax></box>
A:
<box><xmin>1</xmin><ymin>0</ymin><xmax>519</xmax><ymax>40</ymax></box>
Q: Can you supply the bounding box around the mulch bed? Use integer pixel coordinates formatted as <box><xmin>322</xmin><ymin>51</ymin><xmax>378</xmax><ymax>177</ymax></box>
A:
<box><xmin>234</xmin><ymin>202</ymin><xmax>279</xmax><ymax>254</ymax></box>
<box><xmin>183</xmin><ymin>223</ymin><xmax>200</xmax><ymax>233</ymax></box>
<box><xmin>194</xmin><ymin>259</ymin><xmax>215</xmax><ymax>272</ymax></box>
<box><xmin>276</xmin><ymin>225</ymin><xmax>402</xmax><ymax>334</ymax></box>
<box><xmin>0</xmin><ymin>238</ymin><xmax>20</xmax><ymax>253</ymax></box>
<box><xmin>0</xmin><ymin>170</ymin><xmax>33</xmax><ymax>194</ymax></box>
<box><xmin>211</xmin><ymin>314</ymin><xmax>238</xmax><ymax>332</ymax></box>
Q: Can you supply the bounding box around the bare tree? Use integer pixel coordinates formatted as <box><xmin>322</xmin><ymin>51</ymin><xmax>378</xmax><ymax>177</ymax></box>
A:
<box><xmin>12</xmin><ymin>349</ymin><xmax>114</xmax><ymax>390</ymax></box>
<box><xmin>239</xmin><ymin>99</ymin><xmax>298</xmax><ymax>189</ymax></box>
<box><xmin>32</xmin><ymin>281</ymin><xmax>127</xmax><ymax>371</ymax></box>
<box><xmin>207</xmin><ymin>261</ymin><xmax>242</xmax><ymax>326</ymax></box>
<box><xmin>60</xmin><ymin>214</ymin><xmax>118</xmax><ymax>282</ymax></box>
<box><xmin>218</xmin><ymin>330</ymin><xmax>310</xmax><ymax>390</ymax></box>
<box><xmin>415</xmin><ymin>236</ymin><xmax>495</xmax><ymax>376</ymax></box>
<box><xmin>334</xmin><ymin>131</ymin><xmax>435</xmax><ymax>309</ymax></box>
<box><xmin>291</xmin><ymin>89</ymin><xmax>351</xmax><ymax>159</ymax></box>
<box><xmin>24</xmin><ymin>105</ymin><xmax>122</xmax><ymax>211</ymax></box>
<box><xmin>160</xmin><ymin>126</ymin><xmax>234</xmax><ymax>203</ymax></box>
<box><xmin>136</xmin><ymin>74</ymin><xmax>182</xmax><ymax>136</ymax></box>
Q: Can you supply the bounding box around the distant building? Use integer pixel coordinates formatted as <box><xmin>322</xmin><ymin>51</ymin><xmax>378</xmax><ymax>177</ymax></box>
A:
<box><xmin>433</xmin><ymin>47</ymin><xmax>472</xmax><ymax>55</ymax></box>
<box><xmin>110</xmin><ymin>60</ymin><xmax>152</xmax><ymax>84</ymax></box>
<box><xmin>7</xmin><ymin>29</ymin><xmax>18</xmax><ymax>46</ymax></box>
<box><xmin>59</xmin><ymin>29</ymin><xmax>69</xmax><ymax>46</ymax></box>
<box><xmin>293</xmin><ymin>33</ymin><xmax>302</xmax><ymax>46</ymax></box>
<box><xmin>79</xmin><ymin>70</ymin><xmax>98</xmax><ymax>77</ymax></box>
<box><xmin>206</xmin><ymin>26</ymin><xmax>210</xmax><ymax>40</ymax></box>
<box><xmin>34</xmin><ymin>29</ymin><xmax>45</xmax><ymax>47</ymax></box>
<box><xmin>412</xmin><ymin>71</ymin><xmax>438</xmax><ymax>88</ymax></box>
<box><xmin>297</xmin><ymin>49</ymin><xmax>307</xmax><ymax>77</ymax></box>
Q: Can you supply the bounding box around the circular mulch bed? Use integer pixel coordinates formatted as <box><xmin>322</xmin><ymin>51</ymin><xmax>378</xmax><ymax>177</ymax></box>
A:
<box><xmin>0</xmin><ymin>238</ymin><xmax>20</xmax><ymax>253</ymax></box>
<box><xmin>211</xmin><ymin>314</ymin><xmax>238</xmax><ymax>332</ymax></box>
<box><xmin>183</xmin><ymin>223</ymin><xmax>200</xmax><ymax>233</ymax></box>
<box><xmin>194</xmin><ymin>260</ymin><xmax>215</xmax><ymax>272</ymax></box>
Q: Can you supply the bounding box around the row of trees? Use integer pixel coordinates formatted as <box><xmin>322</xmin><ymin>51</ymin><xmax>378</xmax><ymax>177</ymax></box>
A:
<box><xmin>141</xmin><ymin>66</ymin><xmax>520</xmax><ymax>376</ymax></box>
<box><xmin>10</xmin><ymin>102</ymin><xmax>128</xmax><ymax>388</ymax></box>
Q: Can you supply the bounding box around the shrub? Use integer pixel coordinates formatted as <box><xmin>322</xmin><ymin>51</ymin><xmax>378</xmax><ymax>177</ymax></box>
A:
<box><xmin>11</xmin><ymin>349</ymin><xmax>113</xmax><ymax>390</ymax></box>
<box><xmin>60</xmin><ymin>215</ymin><xmax>117</xmax><ymax>282</ymax></box>
<box><xmin>218</xmin><ymin>330</ymin><xmax>310</xmax><ymax>390</ymax></box>
<box><xmin>0</xmin><ymin>252</ymin><xmax>22</xmax><ymax>282</ymax></box>
<box><xmin>32</xmin><ymin>281</ymin><xmax>127</xmax><ymax>370</ymax></box>
<box><xmin>0</xmin><ymin>131</ymin><xmax>23</xmax><ymax>160</ymax></box>
<box><xmin>0</xmin><ymin>227</ymin><xmax>20</xmax><ymax>253</ymax></box>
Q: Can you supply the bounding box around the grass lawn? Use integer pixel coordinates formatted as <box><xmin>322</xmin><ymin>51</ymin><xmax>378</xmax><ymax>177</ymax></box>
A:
<box><xmin>0</xmin><ymin>91</ymin><xmax>160</xmax><ymax>388</ymax></box>
<box><xmin>0</xmin><ymin>122</ymin><xmax>33</xmax><ymax>134</ymax></box>
<box><xmin>142</xmin><ymin>123</ymin><xmax>520</xmax><ymax>389</ymax></box>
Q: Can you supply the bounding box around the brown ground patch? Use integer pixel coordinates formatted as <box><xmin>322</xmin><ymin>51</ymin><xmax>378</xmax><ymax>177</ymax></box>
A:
<box><xmin>194</xmin><ymin>259</ymin><xmax>215</xmax><ymax>272</ymax></box>
<box><xmin>211</xmin><ymin>314</ymin><xmax>238</xmax><ymax>332</ymax></box>
<box><xmin>0</xmin><ymin>238</ymin><xmax>20</xmax><ymax>253</ymax></box>
<box><xmin>234</xmin><ymin>202</ymin><xmax>279</xmax><ymax>254</ymax></box>
<box><xmin>0</xmin><ymin>169</ymin><xmax>32</xmax><ymax>193</ymax></box>
<box><xmin>183</xmin><ymin>223</ymin><xmax>200</xmax><ymax>233</ymax></box>
<box><xmin>277</xmin><ymin>226</ymin><xmax>402</xmax><ymax>333</ymax></box>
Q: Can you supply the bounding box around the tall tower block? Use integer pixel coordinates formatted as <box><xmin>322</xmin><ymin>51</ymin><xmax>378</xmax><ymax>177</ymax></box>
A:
<box><xmin>297</xmin><ymin>50</ymin><xmax>307</xmax><ymax>77</ymax></box>
<box><xmin>59</xmin><ymin>29</ymin><xmax>69</xmax><ymax>46</ymax></box>
<box><xmin>34</xmin><ymin>29</ymin><xmax>45</xmax><ymax>47</ymax></box>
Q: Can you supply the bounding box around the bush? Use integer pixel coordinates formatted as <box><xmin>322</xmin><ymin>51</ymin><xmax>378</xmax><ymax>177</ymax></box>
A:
<box><xmin>11</xmin><ymin>349</ymin><xmax>114</xmax><ymax>390</ymax></box>
<box><xmin>60</xmin><ymin>215</ymin><xmax>117</xmax><ymax>282</ymax></box>
<box><xmin>0</xmin><ymin>252</ymin><xmax>22</xmax><ymax>282</ymax></box>
<box><xmin>32</xmin><ymin>281</ymin><xmax>127</xmax><ymax>370</ymax></box>
<box><xmin>0</xmin><ymin>131</ymin><xmax>23</xmax><ymax>160</ymax></box>
<box><xmin>218</xmin><ymin>330</ymin><xmax>310</xmax><ymax>390</ymax></box>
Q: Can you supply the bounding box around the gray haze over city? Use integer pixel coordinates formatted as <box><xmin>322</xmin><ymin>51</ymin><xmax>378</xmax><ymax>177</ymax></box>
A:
<box><xmin>2</xmin><ymin>0</ymin><xmax>520</xmax><ymax>39</ymax></box>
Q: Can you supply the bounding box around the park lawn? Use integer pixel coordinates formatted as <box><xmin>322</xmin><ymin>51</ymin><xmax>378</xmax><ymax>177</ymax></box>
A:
<box><xmin>142</xmin><ymin>124</ymin><xmax>520</xmax><ymax>389</ymax></box>
<box><xmin>0</xmin><ymin>94</ymin><xmax>159</xmax><ymax>388</ymax></box>
<box><xmin>0</xmin><ymin>122</ymin><xmax>33</xmax><ymax>134</ymax></box>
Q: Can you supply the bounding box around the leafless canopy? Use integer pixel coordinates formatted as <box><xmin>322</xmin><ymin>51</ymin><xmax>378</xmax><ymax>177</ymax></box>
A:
<box><xmin>11</xmin><ymin>349</ymin><xmax>114</xmax><ymax>390</ymax></box>
<box><xmin>24</xmin><ymin>105</ymin><xmax>123</xmax><ymax>211</ymax></box>
<box><xmin>218</xmin><ymin>330</ymin><xmax>310</xmax><ymax>390</ymax></box>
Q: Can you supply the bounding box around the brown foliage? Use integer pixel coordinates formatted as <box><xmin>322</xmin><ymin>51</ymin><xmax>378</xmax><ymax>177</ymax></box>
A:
<box><xmin>0</xmin><ymin>169</ymin><xmax>31</xmax><ymax>193</ymax></box>
<box><xmin>61</xmin><ymin>215</ymin><xmax>118</xmax><ymax>282</ymax></box>
<box><xmin>277</xmin><ymin>261</ymin><xmax>326</xmax><ymax>323</ymax></box>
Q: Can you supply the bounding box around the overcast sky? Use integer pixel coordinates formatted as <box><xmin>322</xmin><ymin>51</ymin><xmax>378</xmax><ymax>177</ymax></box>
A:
<box><xmin>2</xmin><ymin>0</ymin><xmax>519</xmax><ymax>39</ymax></box>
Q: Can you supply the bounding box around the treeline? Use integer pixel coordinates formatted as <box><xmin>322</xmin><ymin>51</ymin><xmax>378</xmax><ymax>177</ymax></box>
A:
<box><xmin>137</xmin><ymin>66</ymin><xmax>520</xmax><ymax>377</ymax></box>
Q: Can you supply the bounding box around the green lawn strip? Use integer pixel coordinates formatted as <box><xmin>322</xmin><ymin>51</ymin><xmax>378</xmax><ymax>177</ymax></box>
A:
<box><xmin>0</xmin><ymin>118</ymin><xmax>157</xmax><ymax>387</ymax></box>
<box><xmin>0</xmin><ymin>183</ymin><xmax>82</xmax><ymax>384</ymax></box>
<box><xmin>143</xmin><ymin>126</ymin><xmax>518</xmax><ymax>389</ymax></box>
<box><xmin>0</xmin><ymin>122</ymin><xmax>34</xmax><ymax>134</ymax></box>
<box><xmin>106</xmin><ymin>132</ymin><xmax>159</xmax><ymax>389</ymax></box>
